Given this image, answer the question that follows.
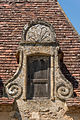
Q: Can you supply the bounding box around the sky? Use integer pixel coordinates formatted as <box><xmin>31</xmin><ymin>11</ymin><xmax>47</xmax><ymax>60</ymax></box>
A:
<box><xmin>58</xmin><ymin>0</ymin><xmax>80</xmax><ymax>34</ymax></box>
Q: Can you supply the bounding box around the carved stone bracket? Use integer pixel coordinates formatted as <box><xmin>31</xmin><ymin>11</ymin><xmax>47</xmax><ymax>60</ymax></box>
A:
<box><xmin>5</xmin><ymin>50</ymin><xmax>23</xmax><ymax>100</ymax></box>
<box><xmin>55</xmin><ymin>47</ymin><xmax>73</xmax><ymax>101</ymax></box>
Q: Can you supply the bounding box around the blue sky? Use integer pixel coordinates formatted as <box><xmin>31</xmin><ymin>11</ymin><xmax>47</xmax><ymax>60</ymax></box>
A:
<box><xmin>58</xmin><ymin>0</ymin><xmax>80</xmax><ymax>34</ymax></box>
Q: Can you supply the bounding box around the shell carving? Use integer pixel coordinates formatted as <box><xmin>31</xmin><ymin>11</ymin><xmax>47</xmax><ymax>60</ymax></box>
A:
<box><xmin>26</xmin><ymin>24</ymin><xmax>54</xmax><ymax>43</ymax></box>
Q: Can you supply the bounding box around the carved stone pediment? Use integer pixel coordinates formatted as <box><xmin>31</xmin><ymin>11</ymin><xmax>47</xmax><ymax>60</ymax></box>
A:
<box><xmin>25</xmin><ymin>24</ymin><xmax>55</xmax><ymax>43</ymax></box>
<box><xmin>22</xmin><ymin>20</ymin><xmax>56</xmax><ymax>44</ymax></box>
<box><xmin>5</xmin><ymin>20</ymin><xmax>73</xmax><ymax>101</ymax></box>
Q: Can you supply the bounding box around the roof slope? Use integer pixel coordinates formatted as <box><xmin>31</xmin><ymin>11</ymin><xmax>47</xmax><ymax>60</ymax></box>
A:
<box><xmin>0</xmin><ymin>0</ymin><xmax>80</xmax><ymax>104</ymax></box>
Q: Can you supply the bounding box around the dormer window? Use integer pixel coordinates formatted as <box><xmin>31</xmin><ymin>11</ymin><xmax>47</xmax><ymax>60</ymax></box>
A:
<box><xmin>6</xmin><ymin>20</ymin><xmax>73</xmax><ymax>102</ymax></box>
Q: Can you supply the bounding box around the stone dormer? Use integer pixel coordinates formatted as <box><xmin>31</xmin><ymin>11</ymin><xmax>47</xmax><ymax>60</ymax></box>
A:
<box><xmin>0</xmin><ymin>0</ymin><xmax>79</xmax><ymax>120</ymax></box>
<box><xmin>5</xmin><ymin>20</ymin><xmax>73</xmax><ymax>101</ymax></box>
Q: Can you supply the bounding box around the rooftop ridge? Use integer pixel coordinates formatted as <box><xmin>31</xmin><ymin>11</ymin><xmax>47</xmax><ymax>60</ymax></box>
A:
<box><xmin>0</xmin><ymin>0</ymin><xmax>56</xmax><ymax>2</ymax></box>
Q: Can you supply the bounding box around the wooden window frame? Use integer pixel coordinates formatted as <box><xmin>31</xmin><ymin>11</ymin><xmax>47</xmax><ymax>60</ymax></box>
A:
<box><xmin>23</xmin><ymin>54</ymin><xmax>54</xmax><ymax>100</ymax></box>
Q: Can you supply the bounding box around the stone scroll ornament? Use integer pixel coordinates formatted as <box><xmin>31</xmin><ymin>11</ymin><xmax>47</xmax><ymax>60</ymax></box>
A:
<box><xmin>6</xmin><ymin>83</ymin><xmax>22</xmax><ymax>99</ymax></box>
<box><xmin>5</xmin><ymin>50</ymin><xmax>23</xmax><ymax>99</ymax></box>
<box><xmin>56</xmin><ymin>82</ymin><xmax>73</xmax><ymax>100</ymax></box>
<box><xmin>55</xmin><ymin>47</ymin><xmax>73</xmax><ymax>101</ymax></box>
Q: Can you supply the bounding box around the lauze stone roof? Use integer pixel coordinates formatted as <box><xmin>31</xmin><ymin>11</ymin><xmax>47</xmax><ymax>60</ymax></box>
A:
<box><xmin>0</xmin><ymin>97</ymin><xmax>14</xmax><ymax>105</ymax></box>
<box><xmin>0</xmin><ymin>0</ymin><xmax>80</xmax><ymax>105</ymax></box>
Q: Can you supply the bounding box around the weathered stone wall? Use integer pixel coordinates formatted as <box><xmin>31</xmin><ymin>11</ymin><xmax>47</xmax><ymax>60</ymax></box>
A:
<box><xmin>15</xmin><ymin>99</ymin><xmax>80</xmax><ymax>120</ymax></box>
<box><xmin>0</xmin><ymin>103</ymin><xmax>80</xmax><ymax>120</ymax></box>
<box><xmin>16</xmin><ymin>99</ymin><xmax>67</xmax><ymax>120</ymax></box>
<box><xmin>66</xmin><ymin>106</ymin><xmax>80</xmax><ymax>120</ymax></box>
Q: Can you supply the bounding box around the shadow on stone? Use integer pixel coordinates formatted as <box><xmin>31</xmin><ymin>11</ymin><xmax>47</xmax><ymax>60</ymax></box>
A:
<box><xmin>12</xmin><ymin>101</ymin><xmax>22</xmax><ymax>120</ymax></box>
<box><xmin>0</xmin><ymin>77</ymin><xmax>4</xmax><ymax>97</ymax></box>
<box><xmin>59</xmin><ymin>50</ymin><xmax>79</xmax><ymax>97</ymax></box>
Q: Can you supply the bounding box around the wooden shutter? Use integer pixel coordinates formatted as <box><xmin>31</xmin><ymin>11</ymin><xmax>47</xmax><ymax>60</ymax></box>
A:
<box><xmin>27</xmin><ymin>55</ymin><xmax>50</xmax><ymax>99</ymax></box>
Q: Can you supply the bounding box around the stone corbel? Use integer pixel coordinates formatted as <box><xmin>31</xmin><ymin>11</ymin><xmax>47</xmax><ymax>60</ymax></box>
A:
<box><xmin>5</xmin><ymin>50</ymin><xmax>23</xmax><ymax>100</ymax></box>
<box><xmin>55</xmin><ymin>47</ymin><xmax>73</xmax><ymax>101</ymax></box>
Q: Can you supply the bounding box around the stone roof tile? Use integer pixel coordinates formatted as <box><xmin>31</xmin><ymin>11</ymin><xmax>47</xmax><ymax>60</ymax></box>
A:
<box><xmin>0</xmin><ymin>97</ymin><xmax>14</xmax><ymax>105</ymax></box>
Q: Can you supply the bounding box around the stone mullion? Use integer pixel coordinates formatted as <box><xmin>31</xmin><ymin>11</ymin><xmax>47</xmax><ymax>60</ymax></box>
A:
<box><xmin>23</xmin><ymin>53</ymin><xmax>27</xmax><ymax>100</ymax></box>
<box><xmin>50</xmin><ymin>55</ymin><xmax>54</xmax><ymax>100</ymax></box>
<box><xmin>54</xmin><ymin>48</ymin><xmax>58</xmax><ymax>100</ymax></box>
